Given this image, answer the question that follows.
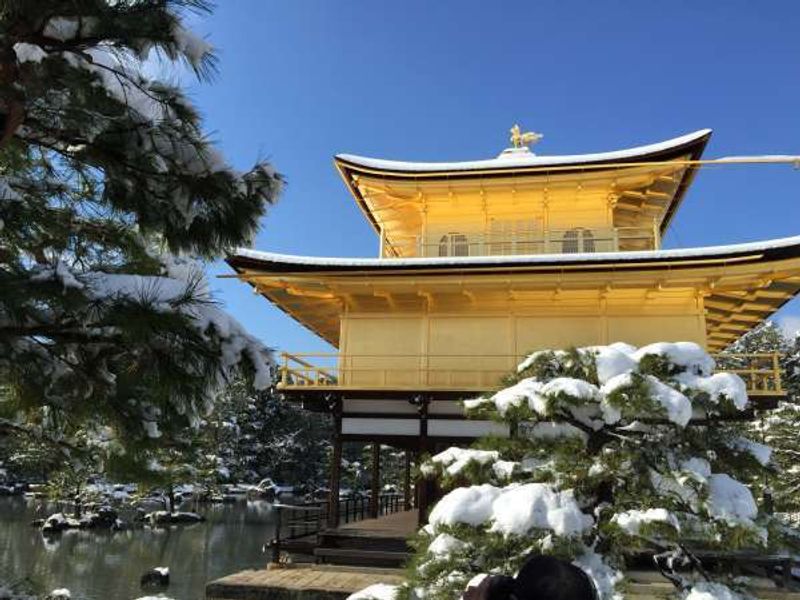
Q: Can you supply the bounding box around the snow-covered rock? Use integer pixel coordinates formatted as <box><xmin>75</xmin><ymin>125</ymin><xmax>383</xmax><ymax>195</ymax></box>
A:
<box><xmin>140</xmin><ymin>566</ymin><xmax>170</xmax><ymax>588</ymax></box>
<box><xmin>144</xmin><ymin>511</ymin><xmax>204</xmax><ymax>526</ymax></box>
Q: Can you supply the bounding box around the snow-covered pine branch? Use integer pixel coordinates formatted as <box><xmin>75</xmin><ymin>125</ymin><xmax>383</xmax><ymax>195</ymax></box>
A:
<box><xmin>3</xmin><ymin>0</ymin><xmax>283</xmax><ymax>255</ymax></box>
<box><xmin>405</xmin><ymin>342</ymin><xmax>797</xmax><ymax>600</ymax></box>
<box><xmin>0</xmin><ymin>2</ymin><xmax>279</xmax><ymax>462</ymax></box>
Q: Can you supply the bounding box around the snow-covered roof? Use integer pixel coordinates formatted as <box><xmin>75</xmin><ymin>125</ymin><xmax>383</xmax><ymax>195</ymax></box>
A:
<box><xmin>231</xmin><ymin>234</ymin><xmax>800</xmax><ymax>272</ymax></box>
<box><xmin>335</xmin><ymin>129</ymin><xmax>712</xmax><ymax>175</ymax></box>
<box><xmin>228</xmin><ymin>235</ymin><xmax>800</xmax><ymax>351</ymax></box>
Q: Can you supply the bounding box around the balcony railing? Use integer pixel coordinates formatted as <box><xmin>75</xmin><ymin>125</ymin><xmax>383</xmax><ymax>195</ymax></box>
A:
<box><xmin>278</xmin><ymin>352</ymin><xmax>784</xmax><ymax>397</ymax></box>
<box><xmin>381</xmin><ymin>225</ymin><xmax>659</xmax><ymax>258</ymax></box>
<box><xmin>712</xmin><ymin>352</ymin><xmax>783</xmax><ymax>396</ymax></box>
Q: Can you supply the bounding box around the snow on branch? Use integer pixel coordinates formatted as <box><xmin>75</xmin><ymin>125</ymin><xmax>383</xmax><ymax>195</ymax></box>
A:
<box><xmin>406</xmin><ymin>342</ymin><xmax>789</xmax><ymax>600</ymax></box>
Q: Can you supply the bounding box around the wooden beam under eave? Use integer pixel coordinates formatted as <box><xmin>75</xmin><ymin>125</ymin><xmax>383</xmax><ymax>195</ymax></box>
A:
<box><xmin>644</xmin><ymin>190</ymin><xmax>672</xmax><ymax>200</ymax></box>
<box><xmin>765</xmin><ymin>281</ymin><xmax>800</xmax><ymax>294</ymax></box>
<box><xmin>706</xmin><ymin>311</ymin><xmax>763</xmax><ymax>325</ymax></box>
<box><xmin>373</xmin><ymin>290</ymin><xmax>397</xmax><ymax>309</ymax></box>
<box><xmin>717</xmin><ymin>322</ymin><xmax>750</xmax><ymax>333</ymax></box>
<box><xmin>704</xmin><ymin>297</ymin><xmax>780</xmax><ymax>312</ymax></box>
<box><xmin>708</xmin><ymin>331</ymin><xmax>740</xmax><ymax>342</ymax></box>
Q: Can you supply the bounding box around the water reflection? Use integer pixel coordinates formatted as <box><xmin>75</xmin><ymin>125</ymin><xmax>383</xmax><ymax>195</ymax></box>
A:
<box><xmin>0</xmin><ymin>497</ymin><xmax>277</xmax><ymax>600</ymax></box>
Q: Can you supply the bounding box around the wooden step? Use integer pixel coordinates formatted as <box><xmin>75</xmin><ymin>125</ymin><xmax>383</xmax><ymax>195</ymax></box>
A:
<box><xmin>318</xmin><ymin>531</ymin><xmax>411</xmax><ymax>553</ymax></box>
<box><xmin>314</xmin><ymin>547</ymin><xmax>411</xmax><ymax>567</ymax></box>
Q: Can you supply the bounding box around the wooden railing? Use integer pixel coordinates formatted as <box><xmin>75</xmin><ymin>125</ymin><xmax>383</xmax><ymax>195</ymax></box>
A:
<box><xmin>382</xmin><ymin>225</ymin><xmax>659</xmax><ymax>258</ymax></box>
<box><xmin>278</xmin><ymin>352</ymin><xmax>785</xmax><ymax>397</ymax></box>
<box><xmin>278</xmin><ymin>352</ymin><xmax>510</xmax><ymax>390</ymax></box>
<box><xmin>269</xmin><ymin>493</ymin><xmax>406</xmax><ymax>561</ymax></box>
<box><xmin>712</xmin><ymin>352</ymin><xmax>783</xmax><ymax>396</ymax></box>
<box><xmin>280</xmin><ymin>352</ymin><xmax>338</xmax><ymax>387</ymax></box>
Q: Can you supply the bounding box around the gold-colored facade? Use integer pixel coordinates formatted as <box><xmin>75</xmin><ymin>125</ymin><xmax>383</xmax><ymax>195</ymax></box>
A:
<box><xmin>228</xmin><ymin>129</ymin><xmax>800</xmax><ymax>398</ymax></box>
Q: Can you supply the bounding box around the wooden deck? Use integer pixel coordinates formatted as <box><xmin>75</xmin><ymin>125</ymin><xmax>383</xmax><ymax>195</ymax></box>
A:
<box><xmin>315</xmin><ymin>509</ymin><xmax>417</xmax><ymax>567</ymax></box>
<box><xmin>206</xmin><ymin>565</ymin><xmax>800</xmax><ymax>600</ymax></box>
<box><xmin>206</xmin><ymin>564</ymin><xmax>405</xmax><ymax>600</ymax></box>
<box><xmin>210</xmin><ymin>510</ymin><xmax>800</xmax><ymax>598</ymax></box>
<box><xmin>335</xmin><ymin>509</ymin><xmax>418</xmax><ymax>538</ymax></box>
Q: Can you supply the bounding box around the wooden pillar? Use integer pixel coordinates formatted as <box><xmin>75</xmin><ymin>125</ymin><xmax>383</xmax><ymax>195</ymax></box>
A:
<box><xmin>403</xmin><ymin>449</ymin><xmax>412</xmax><ymax>509</ymax></box>
<box><xmin>327</xmin><ymin>396</ymin><xmax>343</xmax><ymax>529</ymax></box>
<box><xmin>369</xmin><ymin>441</ymin><xmax>381</xmax><ymax>518</ymax></box>
<box><xmin>414</xmin><ymin>395</ymin><xmax>430</xmax><ymax>526</ymax></box>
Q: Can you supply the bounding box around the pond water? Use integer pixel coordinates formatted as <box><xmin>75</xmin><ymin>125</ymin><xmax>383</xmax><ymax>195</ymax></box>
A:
<box><xmin>0</xmin><ymin>496</ymin><xmax>278</xmax><ymax>600</ymax></box>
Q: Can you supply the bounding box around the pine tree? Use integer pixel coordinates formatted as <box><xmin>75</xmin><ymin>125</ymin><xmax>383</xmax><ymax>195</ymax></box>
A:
<box><xmin>783</xmin><ymin>331</ymin><xmax>800</xmax><ymax>400</ymax></box>
<box><xmin>0</xmin><ymin>1</ymin><xmax>281</xmax><ymax>462</ymax></box>
<box><xmin>749</xmin><ymin>327</ymin><xmax>800</xmax><ymax>512</ymax></box>
<box><xmin>406</xmin><ymin>343</ymin><xmax>797</xmax><ymax>600</ymax></box>
<box><xmin>719</xmin><ymin>322</ymin><xmax>800</xmax><ymax>513</ymax></box>
<box><xmin>252</xmin><ymin>388</ymin><xmax>331</xmax><ymax>486</ymax></box>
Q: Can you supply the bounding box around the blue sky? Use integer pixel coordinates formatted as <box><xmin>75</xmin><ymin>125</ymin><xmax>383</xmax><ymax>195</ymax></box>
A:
<box><xmin>182</xmin><ymin>1</ymin><xmax>800</xmax><ymax>353</ymax></box>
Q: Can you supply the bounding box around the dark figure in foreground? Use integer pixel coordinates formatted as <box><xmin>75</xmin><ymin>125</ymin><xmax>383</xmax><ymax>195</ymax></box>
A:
<box><xmin>463</xmin><ymin>554</ymin><xmax>598</xmax><ymax>600</ymax></box>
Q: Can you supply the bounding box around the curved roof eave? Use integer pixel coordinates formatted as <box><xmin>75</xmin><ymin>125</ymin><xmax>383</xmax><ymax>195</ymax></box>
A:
<box><xmin>334</xmin><ymin>130</ymin><xmax>712</xmax><ymax>238</ymax></box>
<box><xmin>334</xmin><ymin>129</ymin><xmax>712</xmax><ymax>176</ymax></box>
<box><xmin>227</xmin><ymin>234</ymin><xmax>800</xmax><ymax>275</ymax></box>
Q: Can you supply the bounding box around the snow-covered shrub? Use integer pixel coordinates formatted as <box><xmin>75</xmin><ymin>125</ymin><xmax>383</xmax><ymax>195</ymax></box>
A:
<box><xmin>405</xmin><ymin>342</ymin><xmax>796</xmax><ymax>600</ymax></box>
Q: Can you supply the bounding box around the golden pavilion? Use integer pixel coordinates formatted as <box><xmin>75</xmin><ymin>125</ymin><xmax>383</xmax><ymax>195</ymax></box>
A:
<box><xmin>227</xmin><ymin>127</ymin><xmax>800</xmax><ymax>537</ymax></box>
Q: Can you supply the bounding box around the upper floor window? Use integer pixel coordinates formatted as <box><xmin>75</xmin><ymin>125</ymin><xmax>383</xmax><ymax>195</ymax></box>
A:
<box><xmin>438</xmin><ymin>233</ymin><xmax>469</xmax><ymax>257</ymax></box>
<box><xmin>562</xmin><ymin>228</ymin><xmax>596</xmax><ymax>254</ymax></box>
